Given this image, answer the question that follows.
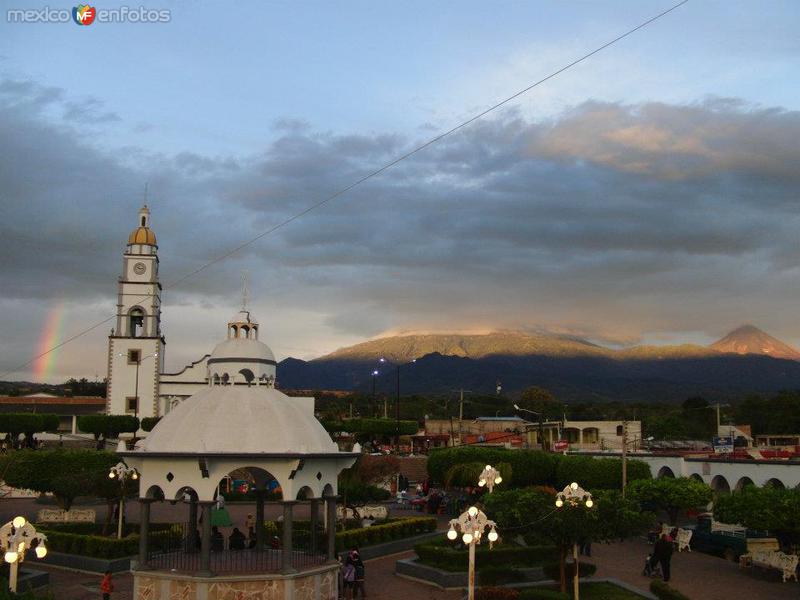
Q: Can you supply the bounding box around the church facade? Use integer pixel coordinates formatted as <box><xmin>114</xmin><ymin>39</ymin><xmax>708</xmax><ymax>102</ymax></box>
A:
<box><xmin>106</xmin><ymin>206</ymin><xmax>267</xmax><ymax>420</ymax></box>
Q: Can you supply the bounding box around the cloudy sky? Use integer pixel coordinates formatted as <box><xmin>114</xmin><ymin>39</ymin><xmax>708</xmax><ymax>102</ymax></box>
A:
<box><xmin>1</xmin><ymin>0</ymin><xmax>799</xmax><ymax>382</ymax></box>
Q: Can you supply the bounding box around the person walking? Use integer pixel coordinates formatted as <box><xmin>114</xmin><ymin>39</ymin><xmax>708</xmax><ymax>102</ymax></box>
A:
<box><xmin>650</xmin><ymin>533</ymin><xmax>674</xmax><ymax>582</ymax></box>
<box><xmin>350</xmin><ymin>548</ymin><xmax>366</xmax><ymax>598</ymax></box>
<box><xmin>342</xmin><ymin>555</ymin><xmax>356</xmax><ymax>599</ymax></box>
<box><xmin>100</xmin><ymin>570</ymin><xmax>114</xmax><ymax>600</ymax></box>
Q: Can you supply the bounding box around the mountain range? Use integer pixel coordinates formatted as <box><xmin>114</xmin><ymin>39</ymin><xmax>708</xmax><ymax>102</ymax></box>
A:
<box><xmin>277</xmin><ymin>325</ymin><xmax>800</xmax><ymax>402</ymax></box>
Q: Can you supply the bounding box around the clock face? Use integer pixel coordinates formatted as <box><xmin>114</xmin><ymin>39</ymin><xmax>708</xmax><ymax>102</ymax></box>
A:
<box><xmin>133</xmin><ymin>262</ymin><xmax>147</xmax><ymax>275</ymax></box>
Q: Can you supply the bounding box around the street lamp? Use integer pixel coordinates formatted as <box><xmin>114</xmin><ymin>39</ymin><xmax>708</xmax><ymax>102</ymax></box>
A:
<box><xmin>513</xmin><ymin>404</ymin><xmax>548</xmax><ymax>452</ymax></box>
<box><xmin>554</xmin><ymin>482</ymin><xmax>594</xmax><ymax>600</ymax></box>
<box><xmin>108</xmin><ymin>461</ymin><xmax>139</xmax><ymax>539</ymax></box>
<box><xmin>0</xmin><ymin>516</ymin><xmax>47</xmax><ymax>592</ymax></box>
<box><xmin>477</xmin><ymin>464</ymin><xmax>503</xmax><ymax>493</ymax></box>
<box><xmin>446</xmin><ymin>506</ymin><xmax>499</xmax><ymax>600</ymax></box>
<box><xmin>395</xmin><ymin>359</ymin><xmax>416</xmax><ymax>453</ymax></box>
<box><xmin>118</xmin><ymin>351</ymin><xmax>159</xmax><ymax>421</ymax></box>
<box><xmin>371</xmin><ymin>358</ymin><xmax>385</xmax><ymax>418</ymax></box>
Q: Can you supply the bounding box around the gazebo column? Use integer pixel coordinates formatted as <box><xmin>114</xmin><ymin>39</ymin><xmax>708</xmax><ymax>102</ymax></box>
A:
<box><xmin>255</xmin><ymin>489</ymin><xmax>266</xmax><ymax>550</ymax></box>
<box><xmin>282</xmin><ymin>501</ymin><xmax>297</xmax><ymax>573</ymax></box>
<box><xmin>137</xmin><ymin>498</ymin><xmax>153</xmax><ymax>570</ymax></box>
<box><xmin>187</xmin><ymin>496</ymin><xmax>198</xmax><ymax>552</ymax></box>
<box><xmin>325</xmin><ymin>495</ymin><xmax>338</xmax><ymax>562</ymax></box>
<box><xmin>309</xmin><ymin>498</ymin><xmax>320</xmax><ymax>555</ymax></box>
<box><xmin>198</xmin><ymin>501</ymin><xmax>215</xmax><ymax>577</ymax></box>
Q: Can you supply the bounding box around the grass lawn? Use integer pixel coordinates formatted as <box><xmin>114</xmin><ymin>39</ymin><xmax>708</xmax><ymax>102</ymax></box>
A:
<box><xmin>578</xmin><ymin>582</ymin><xmax>648</xmax><ymax>600</ymax></box>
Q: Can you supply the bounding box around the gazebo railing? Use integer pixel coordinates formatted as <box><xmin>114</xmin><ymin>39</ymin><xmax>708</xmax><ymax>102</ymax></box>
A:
<box><xmin>147</xmin><ymin>522</ymin><xmax>327</xmax><ymax>574</ymax></box>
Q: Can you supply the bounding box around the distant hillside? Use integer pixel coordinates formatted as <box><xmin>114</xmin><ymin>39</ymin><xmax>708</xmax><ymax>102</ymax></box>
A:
<box><xmin>320</xmin><ymin>331</ymin><xmax>605</xmax><ymax>363</ymax></box>
<box><xmin>710</xmin><ymin>324</ymin><xmax>800</xmax><ymax>361</ymax></box>
<box><xmin>276</xmin><ymin>327</ymin><xmax>800</xmax><ymax>401</ymax></box>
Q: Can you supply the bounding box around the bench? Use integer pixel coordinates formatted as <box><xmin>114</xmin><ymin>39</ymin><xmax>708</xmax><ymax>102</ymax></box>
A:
<box><xmin>740</xmin><ymin>550</ymin><xmax>799</xmax><ymax>583</ymax></box>
<box><xmin>675</xmin><ymin>528</ymin><xmax>692</xmax><ymax>552</ymax></box>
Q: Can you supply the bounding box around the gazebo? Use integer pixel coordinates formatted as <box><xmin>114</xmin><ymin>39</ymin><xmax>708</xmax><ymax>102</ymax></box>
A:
<box><xmin>121</xmin><ymin>310</ymin><xmax>357</xmax><ymax>600</ymax></box>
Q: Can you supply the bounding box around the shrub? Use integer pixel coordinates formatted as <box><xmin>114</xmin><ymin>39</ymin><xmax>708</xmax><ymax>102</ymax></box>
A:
<box><xmin>415</xmin><ymin>539</ymin><xmax>556</xmax><ymax>572</ymax></box>
<box><xmin>478</xmin><ymin>566</ymin><xmax>526</xmax><ymax>585</ymax></box>
<box><xmin>541</xmin><ymin>561</ymin><xmax>596</xmax><ymax>581</ymax></box>
<box><xmin>334</xmin><ymin>517</ymin><xmax>435</xmax><ymax>551</ymax></box>
<box><xmin>650</xmin><ymin>580</ymin><xmax>691</xmax><ymax>600</ymax></box>
<box><xmin>518</xmin><ymin>590</ymin><xmax>569</xmax><ymax>600</ymax></box>
<box><xmin>475</xmin><ymin>588</ymin><xmax>519</xmax><ymax>600</ymax></box>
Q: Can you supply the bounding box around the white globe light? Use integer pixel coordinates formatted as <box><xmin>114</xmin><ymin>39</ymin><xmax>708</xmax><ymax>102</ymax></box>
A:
<box><xmin>12</xmin><ymin>516</ymin><xmax>26</xmax><ymax>529</ymax></box>
<box><xmin>447</xmin><ymin>529</ymin><xmax>457</xmax><ymax>540</ymax></box>
<box><xmin>4</xmin><ymin>551</ymin><xmax>18</xmax><ymax>564</ymax></box>
<box><xmin>35</xmin><ymin>545</ymin><xmax>47</xmax><ymax>559</ymax></box>
<box><xmin>585</xmin><ymin>499</ymin><xmax>594</xmax><ymax>508</ymax></box>
<box><xmin>468</xmin><ymin>506</ymin><xmax>478</xmax><ymax>517</ymax></box>
<box><xmin>462</xmin><ymin>533</ymin><xmax>473</xmax><ymax>544</ymax></box>
<box><xmin>555</xmin><ymin>498</ymin><xmax>564</xmax><ymax>508</ymax></box>
<box><xmin>108</xmin><ymin>471</ymin><xmax>116</xmax><ymax>479</ymax></box>
<box><xmin>485</xmin><ymin>465</ymin><xmax>492</xmax><ymax>470</ymax></box>
<box><xmin>131</xmin><ymin>471</ymin><xmax>139</xmax><ymax>480</ymax></box>
<box><xmin>488</xmin><ymin>530</ymin><xmax>499</xmax><ymax>542</ymax></box>
<box><xmin>478</xmin><ymin>479</ymin><xmax>486</xmax><ymax>487</ymax></box>
<box><xmin>495</xmin><ymin>476</ymin><xmax>503</xmax><ymax>484</ymax></box>
<box><xmin>570</xmin><ymin>482</ymin><xmax>578</xmax><ymax>490</ymax></box>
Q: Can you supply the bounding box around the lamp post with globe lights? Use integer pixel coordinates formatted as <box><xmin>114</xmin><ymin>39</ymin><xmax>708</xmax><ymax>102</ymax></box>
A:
<box><xmin>478</xmin><ymin>464</ymin><xmax>503</xmax><ymax>493</ymax></box>
<box><xmin>446</xmin><ymin>506</ymin><xmax>499</xmax><ymax>600</ymax></box>
<box><xmin>555</xmin><ymin>482</ymin><xmax>594</xmax><ymax>600</ymax></box>
<box><xmin>109</xmin><ymin>461</ymin><xmax>139</xmax><ymax>539</ymax></box>
<box><xmin>0</xmin><ymin>516</ymin><xmax>47</xmax><ymax>593</ymax></box>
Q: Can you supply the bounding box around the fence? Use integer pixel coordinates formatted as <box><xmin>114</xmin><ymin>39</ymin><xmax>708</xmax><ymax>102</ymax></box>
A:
<box><xmin>147</xmin><ymin>522</ymin><xmax>327</xmax><ymax>574</ymax></box>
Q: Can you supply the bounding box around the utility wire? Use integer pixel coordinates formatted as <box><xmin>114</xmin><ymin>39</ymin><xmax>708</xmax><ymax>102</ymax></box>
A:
<box><xmin>0</xmin><ymin>0</ymin><xmax>690</xmax><ymax>380</ymax></box>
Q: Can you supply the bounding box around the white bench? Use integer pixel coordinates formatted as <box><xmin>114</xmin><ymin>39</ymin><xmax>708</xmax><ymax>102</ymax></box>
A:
<box><xmin>742</xmin><ymin>550</ymin><xmax>799</xmax><ymax>583</ymax></box>
<box><xmin>675</xmin><ymin>528</ymin><xmax>692</xmax><ymax>552</ymax></box>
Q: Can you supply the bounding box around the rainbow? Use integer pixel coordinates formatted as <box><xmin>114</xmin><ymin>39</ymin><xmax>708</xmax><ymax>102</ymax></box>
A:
<box><xmin>33</xmin><ymin>303</ymin><xmax>66</xmax><ymax>381</ymax></box>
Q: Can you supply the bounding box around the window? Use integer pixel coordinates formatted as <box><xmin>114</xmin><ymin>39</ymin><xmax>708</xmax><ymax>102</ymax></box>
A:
<box><xmin>616</xmin><ymin>425</ymin><xmax>624</xmax><ymax>436</ymax></box>
<box><xmin>126</xmin><ymin>396</ymin><xmax>139</xmax><ymax>413</ymax></box>
<box><xmin>128</xmin><ymin>349</ymin><xmax>141</xmax><ymax>364</ymax></box>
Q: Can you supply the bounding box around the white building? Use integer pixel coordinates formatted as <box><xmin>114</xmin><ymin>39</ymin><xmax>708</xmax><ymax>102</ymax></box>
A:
<box><xmin>107</xmin><ymin>206</ymin><xmax>276</xmax><ymax>420</ymax></box>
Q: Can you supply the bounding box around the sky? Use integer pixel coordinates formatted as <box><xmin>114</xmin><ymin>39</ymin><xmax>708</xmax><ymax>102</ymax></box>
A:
<box><xmin>1</xmin><ymin>0</ymin><xmax>799</xmax><ymax>382</ymax></box>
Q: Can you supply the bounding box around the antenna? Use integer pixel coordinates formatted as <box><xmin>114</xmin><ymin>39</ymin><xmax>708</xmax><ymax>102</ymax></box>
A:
<box><xmin>143</xmin><ymin>182</ymin><xmax>149</xmax><ymax>206</ymax></box>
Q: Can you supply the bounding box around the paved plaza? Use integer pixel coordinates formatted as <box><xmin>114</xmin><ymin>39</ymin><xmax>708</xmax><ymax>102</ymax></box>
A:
<box><xmin>4</xmin><ymin>499</ymin><xmax>799</xmax><ymax>600</ymax></box>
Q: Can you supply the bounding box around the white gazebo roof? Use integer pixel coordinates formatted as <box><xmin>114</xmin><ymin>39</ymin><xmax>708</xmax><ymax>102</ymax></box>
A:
<box><xmin>137</xmin><ymin>386</ymin><xmax>335</xmax><ymax>455</ymax></box>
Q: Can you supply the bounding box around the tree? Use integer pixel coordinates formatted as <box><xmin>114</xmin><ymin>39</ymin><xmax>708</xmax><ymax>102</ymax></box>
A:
<box><xmin>77</xmin><ymin>415</ymin><xmax>139</xmax><ymax>449</ymax></box>
<box><xmin>338</xmin><ymin>455</ymin><xmax>399</xmax><ymax>517</ymax></box>
<box><xmin>0</xmin><ymin>449</ymin><xmax>123</xmax><ymax>511</ymax></box>
<box><xmin>0</xmin><ymin>413</ymin><xmax>60</xmax><ymax>448</ymax></box>
<box><xmin>140</xmin><ymin>417</ymin><xmax>161</xmax><ymax>432</ymax></box>
<box><xmin>484</xmin><ymin>486</ymin><xmax>651</xmax><ymax>592</ymax></box>
<box><xmin>628</xmin><ymin>477</ymin><xmax>712</xmax><ymax>525</ymax></box>
<box><xmin>714</xmin><ymin>487</ymin><xmax>800</xmax><ymax>547</ymax></box>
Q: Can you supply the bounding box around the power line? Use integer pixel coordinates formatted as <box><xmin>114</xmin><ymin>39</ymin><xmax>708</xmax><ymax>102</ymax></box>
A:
<box><xmin>0</xmin><ymin>0</ymin><xmax>690</xmax><ymax>380</ymax></box>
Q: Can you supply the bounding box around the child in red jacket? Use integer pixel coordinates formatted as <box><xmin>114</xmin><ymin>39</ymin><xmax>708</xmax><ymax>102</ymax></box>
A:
<box><xmin>100</xmin><ymin>570</ymin><xmax>114</xmax><ymax>600</ymax></box>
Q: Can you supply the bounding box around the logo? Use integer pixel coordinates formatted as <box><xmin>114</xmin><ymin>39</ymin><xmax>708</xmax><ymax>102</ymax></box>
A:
<box><xmin>72</xmin><ymin>4</ymin><xmax>95</xmax><ymax>25</ymax></box>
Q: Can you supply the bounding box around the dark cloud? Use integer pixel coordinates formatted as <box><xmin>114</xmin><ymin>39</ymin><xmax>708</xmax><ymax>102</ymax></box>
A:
<box><xmin>2</xmin><ymin>78</ymin><xmax>800</xmax><ymax>378</ymax></box>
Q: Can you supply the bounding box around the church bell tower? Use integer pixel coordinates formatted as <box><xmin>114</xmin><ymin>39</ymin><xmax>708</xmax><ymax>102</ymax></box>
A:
<box><xmin>106</xmin><ymin>205</ymin><xmax>166</xmax><ymax>420</ymax></box>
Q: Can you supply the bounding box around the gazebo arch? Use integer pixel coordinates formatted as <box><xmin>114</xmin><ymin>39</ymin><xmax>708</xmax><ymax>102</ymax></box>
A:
<box><xmin>735</xmin><ymin>476</ymin><xmax>754</xmax><ymax>491</ymax></box>
<box><xmin>690</xmin><ymin>474</ymin><xmax>704</xmax><ymax>483</ymax></box>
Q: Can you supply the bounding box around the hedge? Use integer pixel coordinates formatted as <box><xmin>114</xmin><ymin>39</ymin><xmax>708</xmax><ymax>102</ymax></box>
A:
<box><xmin>39</xmin><ymin>524</ymin><xmax>178</xmax><ymax>559</ymax></box>
<box><xmin>479</xmin><ymin>566</ymin><xmax>526</xmax><ymax>586</ymax></box>
<box><xmin>427</xmin><ymin>446</ymin><xmax>651</xmax><ymax>491</ymax></box>
<box><xmin>650</xmin><ymin>580</ymin><xmax>691</xmax><ymax>600</ymax></box>
<box><xmin>476</xmin><ymin>588</ymin><xmax>520</xmax><ymax>600</ymax></box>
<box><xmin>518</xmin><ymin>590</ymin><xmax>569</xmax><ymax>600</ymax></box>
<box><xmin>415</xmin><ymin>540</ymin><xmax>556</xmax><ymax>572</ymax></box>
<box><xmin>335</xmin><ymin>517</ymin><xmax>436</xmax><ymax>551</ymax></box>
<box><xmin>541</xmin><ymin>561</ymin><xmax>596</xmax><ymax>581</ymax></box>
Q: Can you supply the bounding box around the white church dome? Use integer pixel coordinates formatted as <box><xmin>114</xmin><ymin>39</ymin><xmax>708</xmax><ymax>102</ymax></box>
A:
<box><xmin>209</xmin><ymin>337</ymin><xmax>275</xmax><ymax>363</ymax></box>
<box><xmin>139</xmin><ymin>385</ymin><xmax>338</xmax><ymax>454</ymax></box>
